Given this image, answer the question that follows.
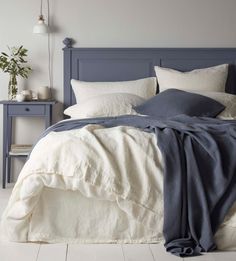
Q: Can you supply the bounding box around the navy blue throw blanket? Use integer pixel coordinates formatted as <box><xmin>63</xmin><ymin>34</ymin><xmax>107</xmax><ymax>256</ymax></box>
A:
<box><xmin>41</xmin><ymin>115</ymin><xmax>236</xmax><ymax>257</ymax></box>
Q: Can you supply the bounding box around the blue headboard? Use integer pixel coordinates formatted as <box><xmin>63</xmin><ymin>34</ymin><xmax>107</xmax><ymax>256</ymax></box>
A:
<box><xmin>63</xmin><ymin>38</ymin><xmax>236</xmax><ymax>109</ymax></box>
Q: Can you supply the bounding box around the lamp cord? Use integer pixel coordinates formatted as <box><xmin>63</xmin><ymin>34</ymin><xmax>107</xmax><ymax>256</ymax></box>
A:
<box><xmin>39</xmin><ymin>0</ymin><xmax>52</xmax><ymax>90</ymax></box>
<box><xmin>47</xmin><ymin>0</ymin><xmax>52</xmax><ymax>89</ymax></box>
<box><xmin>40</xmin><ymin>0</ymin><xmax>43</xmax><ymax>16</ymax></box>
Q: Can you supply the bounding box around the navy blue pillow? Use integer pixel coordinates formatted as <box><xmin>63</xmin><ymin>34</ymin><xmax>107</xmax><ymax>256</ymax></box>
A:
<box><xmin>134</xmin><ymin>89</ymin><xmax>225</xmax><ymax>118</ymax></box>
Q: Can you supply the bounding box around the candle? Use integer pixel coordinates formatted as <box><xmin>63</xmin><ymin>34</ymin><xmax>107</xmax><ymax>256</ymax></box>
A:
<box><xmin>38</xmin><ymin>86</ymin><xmax>51</xmax><ymax>100</ymax></box>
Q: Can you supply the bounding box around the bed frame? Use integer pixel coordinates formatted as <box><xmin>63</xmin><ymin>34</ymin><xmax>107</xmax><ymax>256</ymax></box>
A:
<box><xmin>63</xmin><ymin>38</ymin><xmax>236</xmax><ymax>109</ymax></box>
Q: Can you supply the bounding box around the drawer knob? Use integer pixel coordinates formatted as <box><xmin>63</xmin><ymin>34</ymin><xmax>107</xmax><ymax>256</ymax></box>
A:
<box><xmin>25</xmin><ymin>108</ymin><xmax>30</xmax><ymax>112</ymax></box>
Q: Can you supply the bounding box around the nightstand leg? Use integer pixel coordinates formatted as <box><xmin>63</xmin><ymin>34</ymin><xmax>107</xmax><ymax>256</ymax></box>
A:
<box><xmin>45</xmin><ymin>105</ymin><xmax>52</xmax><ymax>129</ymax></box>
<box><xmin>7</xmin><ymin>117</ymin><xmax>12</xmax><ymax>183</ymax></box>
<box><xmin>7</xmin><ymin>157</ymin><xmax>11</xmax><ymax>183</ymax></box>
<box><xmin>2</xmin><ymin>106</ymin><xmax>7</xmax><ymax>188</ymax></box>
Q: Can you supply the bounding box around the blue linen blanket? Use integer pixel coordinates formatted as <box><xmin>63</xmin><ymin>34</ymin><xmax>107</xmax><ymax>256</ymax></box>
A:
<box><xmin>41</xmin><ymin>115</ymin><xmax>236</xmax><ymax>257</ymax></box>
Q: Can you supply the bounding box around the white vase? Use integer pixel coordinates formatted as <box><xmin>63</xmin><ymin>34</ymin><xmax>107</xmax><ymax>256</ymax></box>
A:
<box><xmin>16</xmin><ymin>93</ymin><xmax>25</xmax><ymax>102</ymax></box>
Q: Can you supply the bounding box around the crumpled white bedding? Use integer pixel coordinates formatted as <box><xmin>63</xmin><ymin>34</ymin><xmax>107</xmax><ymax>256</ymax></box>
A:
<box><xmin>27</xmin><ymin>187</ymin><xmax>161</xmax><ymax>243</ymax></box>
<box><xmin>1</xmin><ymin>123</ymin><xmax>236</xmax><ymax>249</ymax></box>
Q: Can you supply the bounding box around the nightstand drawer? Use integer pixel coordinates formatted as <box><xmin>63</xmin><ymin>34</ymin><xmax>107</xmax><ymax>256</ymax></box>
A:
<box><xmin>8</xmin><ymin>105</ymin><xmax>45</xmax><ymax>116</ymax></box>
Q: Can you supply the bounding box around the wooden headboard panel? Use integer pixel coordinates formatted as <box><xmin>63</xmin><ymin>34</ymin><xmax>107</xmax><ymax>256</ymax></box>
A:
<box><xmin>63</xmin><ymin>38</ymin><xmax>236</xmax><ymax>109</ymax></box>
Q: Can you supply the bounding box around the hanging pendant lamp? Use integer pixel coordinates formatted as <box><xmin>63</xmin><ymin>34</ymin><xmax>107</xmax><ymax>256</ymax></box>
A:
<box><xmin>33</xmin><ymin>0</ymin><xmax>49</xmax><ymax>34</ymax></box>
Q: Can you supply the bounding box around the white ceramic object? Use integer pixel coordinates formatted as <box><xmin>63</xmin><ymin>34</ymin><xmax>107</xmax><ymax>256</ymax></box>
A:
<box><xmin>16</xmin><ymin>93</ymin><xmax>26</xmax><ymax>102</ymax></box>
<box><xmin>38</xmin><ymin>86</ymin><xmax>51</xmax><ymax>100</ymax></box>
<box><xmin>21</xmin><ymin>90</ymin><xmax>32</xmax><ymax>101</ymax></box>
<box><xmin>31</xmin><ymin>91</ymin><xmax>38</xmax><ymax>100</ymax></box>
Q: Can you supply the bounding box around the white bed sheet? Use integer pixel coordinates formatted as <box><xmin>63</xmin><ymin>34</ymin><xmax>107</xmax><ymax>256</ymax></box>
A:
<box><xmin>0</xmin><ymin>121</ymin><xmax>236</xmax><ymax>250</ymax></box>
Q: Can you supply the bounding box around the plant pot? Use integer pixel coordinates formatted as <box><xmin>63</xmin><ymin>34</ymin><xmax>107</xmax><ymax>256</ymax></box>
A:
<box><xmin>8</xmin><ymin>74</ymin><xmax>18</xmax><ymax>100</ymax></box>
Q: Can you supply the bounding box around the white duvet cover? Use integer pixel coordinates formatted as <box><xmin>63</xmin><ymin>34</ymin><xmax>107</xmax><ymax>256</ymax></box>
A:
<box><xmin>1</xmin><ymin>123</ymin><xmax>236</xmax><ymax>249</ymax></box>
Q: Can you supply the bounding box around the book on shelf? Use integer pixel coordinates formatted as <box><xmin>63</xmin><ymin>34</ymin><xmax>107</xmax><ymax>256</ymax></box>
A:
<box><xmin>10</xmin><ymin>144</ymin><xmax>33</xmax><ymax>155</ymax></box>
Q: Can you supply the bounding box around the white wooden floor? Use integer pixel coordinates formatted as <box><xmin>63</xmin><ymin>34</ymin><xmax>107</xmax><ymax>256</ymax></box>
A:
<box><xmin>0</xmin><ymin>187</ymin><xmax>236</xmax><ymax>261</ymax></box>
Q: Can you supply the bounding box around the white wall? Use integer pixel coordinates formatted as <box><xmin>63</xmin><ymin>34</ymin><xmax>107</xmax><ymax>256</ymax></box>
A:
<box><xmin>1</xmin><ymin>0</ymin><xmax>236</xmax><ymax>181</ymax></box>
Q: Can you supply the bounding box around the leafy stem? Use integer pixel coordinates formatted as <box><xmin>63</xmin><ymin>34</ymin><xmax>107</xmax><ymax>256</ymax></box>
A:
<box><xmin>0</xmin><ymin>46</ymin><xmax>32</xmax><ymax>78</ymax></box>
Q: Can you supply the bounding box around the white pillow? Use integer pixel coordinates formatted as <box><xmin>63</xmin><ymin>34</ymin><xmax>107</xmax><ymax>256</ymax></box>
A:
<box><xmin>64</xmin><ymin>93</ymin><xmax>145</xmax><ymax>119</ymax></box>
<box><xmin>71</xmin><ymin>77</ymin><xmax>157</xmax><ymax>103</ymax></box>
<box><xmin>155</xmin><ymin>64</ymin><xmax>228</xmax><ymax>93</ymax></box>
<box><xmin>190</xmin><ymin>91</ymin><xmax>236</xmax><ymax>119</ymax></box>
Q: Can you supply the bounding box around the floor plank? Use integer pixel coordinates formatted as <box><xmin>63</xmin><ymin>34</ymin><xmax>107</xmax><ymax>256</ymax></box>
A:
<box><xmin>122</xmin><ymin>244</ymin><xmax>154</xmax><ymax>261</ymax></box>
<box><xmin>0</xmin><ymin>198</ymin><xmax>8</xmax><ymax>217</ymax></box>
<box><xmin>210</xmin><ymin>251</ymin><xmax>236</xmax><ymax>261</ymax></box>
<box><xmin>37</xmin><ymin>244</ymin><xmax>67</xmax><ymax>261</ymax></box>
<box><xmin>0</xmin><ymin>187</ymin><xmax>12</xmax><ymax>199</ymax></box>
<box><xmin>0</xmin><ymin>187</ymin><xmax>12</xmax><ymax>218</ymax></box>
<box><xmin>149</xmin><ymin>243</ymin><xmax>183</xmax><ymax>261</ymax></box>
<box><xmin>0</xmin><ymin>242</ymin><xmax>40</xmax><ymax>261</ymax></box>
<box><xmin>67</xmin><ymin>244</ymin><xmax>124</xmax><ymax>261</ymax></box>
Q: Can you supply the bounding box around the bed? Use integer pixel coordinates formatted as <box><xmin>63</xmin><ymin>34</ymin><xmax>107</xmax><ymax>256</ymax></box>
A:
<box><xmin>1</xmin><ymin>39</ymin><xmax>236</xmax><ymax>257</ymax></box>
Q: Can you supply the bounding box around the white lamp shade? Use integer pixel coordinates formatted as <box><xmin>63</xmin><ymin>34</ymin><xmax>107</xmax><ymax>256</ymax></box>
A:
<box><xmin>33</xmin><ymin>19</ymin><xmax>49</xmax><ymax>34</ymax></box>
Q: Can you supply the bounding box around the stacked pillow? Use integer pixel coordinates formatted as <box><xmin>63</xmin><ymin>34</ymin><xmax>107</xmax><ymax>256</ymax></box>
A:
<box><xmin>64</xmin><ymin>93</ymin><xmax>144</xmax><ymax>119</ymax></box>
<box><xmin>71</xmin><ymin>77</ymin><xmax>157</xmax><ymax>103</ymax></box>
<box><xmin>188</xmin><ymin>91</ymin><xmax>236</xmax><ymax>120</ymax></box>
<box><xmin>64</xmin><ymin>77</ymin><xmax>156</xmax><ymax>119</ymax></box>
<box><xmin>134</xmin><ymin>89</ymin><xmax>225</xmax><ymax>119</ymax></box>
<box><xmin>155</xmin><ymin>64</ymin><xmax>228</xmax><ymax>93</ymax></box>
<box><xmin>65</xmin><ymin>63</ymin><xmax>236</xmax><ymax>120</ymax></box>
<box><xmin>135</xmin><ymin>64</ymin><xmax>236</xmax><ymax>119</ymax></box>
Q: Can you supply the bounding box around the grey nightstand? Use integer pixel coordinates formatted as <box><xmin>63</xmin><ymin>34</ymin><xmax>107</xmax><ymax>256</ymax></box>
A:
<box><xmin>0</xmin><ymin>100</ymin><xmax>57</xmax><ymax>188</ymax></box>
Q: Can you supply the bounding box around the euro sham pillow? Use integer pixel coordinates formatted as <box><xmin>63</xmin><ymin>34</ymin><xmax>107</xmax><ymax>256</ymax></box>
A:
<box><xmin>71</xmin><ymin>77</ymin><xmax>157</xmax><ymax>103</ymax></box>
<box><xmin>155</xmin><ymin>64</ymin><xmax>228</xmax><ymax>93</ymax></box>
<box><xmin>134</xmin><ymin>89</ymin><xmax>225</xmax><ymax>118</ymax></box>
<box><xmin>64</xmin><ymin>93</ymin><xmax>145</xmax><ymax>119</ymax></box>
<box><xmin>189</xmin><ymin>91</ymin><xmax>236</xmax><ymax>120</ymax></box>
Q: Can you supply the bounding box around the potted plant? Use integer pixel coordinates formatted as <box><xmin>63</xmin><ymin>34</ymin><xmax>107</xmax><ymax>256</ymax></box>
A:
<box><xmin>0</xmin><ymin>46</ymin><xmax>32</xmax><ymax>100</ymax></box>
